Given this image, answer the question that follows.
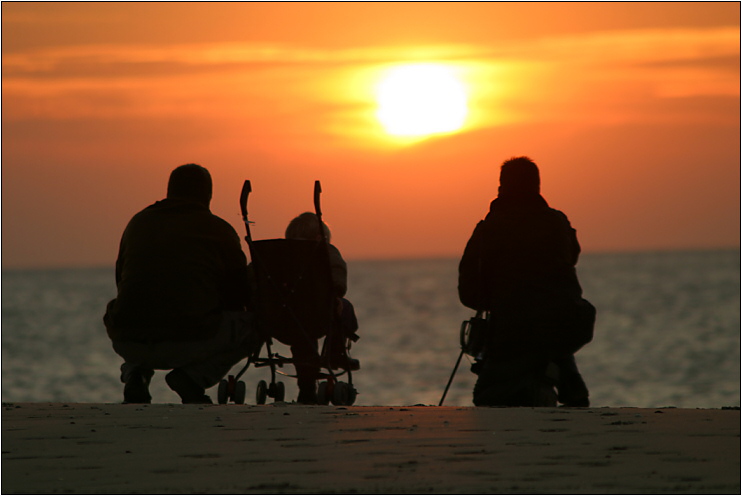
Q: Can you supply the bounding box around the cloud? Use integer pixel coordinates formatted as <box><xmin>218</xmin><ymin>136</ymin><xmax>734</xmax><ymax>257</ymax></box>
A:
<box><xmin>4</xmin><ymin>26</ymin><xmax>736</xmax><ymax>85</ymax></box>
<box><xmin>2</xmin><ymin>43</ymin><xmax>480</xmax><ymax>80</ymax></box>
<box><xmin>2</xmin><ymin>27</ymin><xmax>737</xmax><ymax>130</ymax></box>
<box><xmin>463</xmin><ymin>27</ymin><xmax>740</xmax><ymax>128</ymax></box>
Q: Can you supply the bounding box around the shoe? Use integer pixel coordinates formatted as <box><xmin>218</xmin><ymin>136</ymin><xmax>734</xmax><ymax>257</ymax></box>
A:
<box><xmin>532</xmin><ymin>383</ymin><xmax>558</xmax><ymax>407</ymax></box>
<box><xmin>124</xmin><ymin>376</ymin><xmax>151</xmax><ymax>404</ymax></box>
<box><xmin>165</xmin><ymin>370</ymin><xmax>212</xmax><ymax>404</ymax></box>
<box><xmin>123</xmin><ymin>373</ymin><xmax>152</xmax><ymax>404</ymax></box>
<box><xmin>557</xmin><ymin>372</ymin><xmax>590</xmax><ymax>407</ymax></box>
<box><xmin>297</xmin><ymin>388</ymin><xmax>318</xmax><ymax>405</ymax></box>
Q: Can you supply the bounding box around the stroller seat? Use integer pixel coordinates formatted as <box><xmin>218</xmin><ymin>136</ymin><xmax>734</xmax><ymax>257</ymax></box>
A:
<box><xmin>251</xmin><ymin>238</ymin><xmax>334</xmax><ymax>347</ymax></box>
<box><xmin>216</xmin><ymin>181</ymin><xmax>359</xmax><ymax>406</ymax></box>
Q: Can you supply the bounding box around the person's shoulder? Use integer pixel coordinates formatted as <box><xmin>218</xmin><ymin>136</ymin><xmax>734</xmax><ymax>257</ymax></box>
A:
<box><xmin>207</xmin><ymin>211</ymin><xmax>240</xmax><ymax>233</ymax></box>
<box><xmin>327</xmin><ymin>242</ymin><xmax>345</xmax><ymax>259</ymax></box>
<box><xmin>138</xmin><ymin>199</ymin><xmax>166</xmax><ymax>212</ymax></box>
<box><xmin>127</xmin><ymin>200</ymin><xmax>166</xmax><ymax>223</ymax></box>
<box><xmin>206</xmin><ymin>209</ymin><xmax>231</xmax><ymax>223</ymax></box>
<box><xmin>547</xmin><ymin>206</ymin><xmax>569</xmax><ymax>218</ymax></box>
<box><xmin>546</xmin><ymin>207</ymin><xmax>574</xmax><ymax>228</ymax></box>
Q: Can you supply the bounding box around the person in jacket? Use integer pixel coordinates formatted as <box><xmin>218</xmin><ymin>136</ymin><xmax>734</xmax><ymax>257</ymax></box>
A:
<box><xmin>104</xmin><ymin>164</ymin><xmax>257</xmax><ymax>404</ymax></box>
<box><xmin>284</xmin><ymin>212</ymin><xmax>359</xmax><ymax>404</ymax></box>
<box><xmin>458</xmin><ymin>156</ymin><xmax>595</xmax><ymax>407</ymax></box>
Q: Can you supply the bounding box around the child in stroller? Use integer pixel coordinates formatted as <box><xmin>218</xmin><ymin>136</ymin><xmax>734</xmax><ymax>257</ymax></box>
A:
<box><xmin>284</xmin><ymin>212</ymin><xmax>360</xmax><ymax>404</ymax></box>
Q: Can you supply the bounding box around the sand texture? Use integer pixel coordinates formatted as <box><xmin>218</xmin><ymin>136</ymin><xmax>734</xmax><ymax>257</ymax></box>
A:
<box><xmin>2</xmin><ymin>403</ymin><xmax>739</xmax><ymax>494</ymax></box>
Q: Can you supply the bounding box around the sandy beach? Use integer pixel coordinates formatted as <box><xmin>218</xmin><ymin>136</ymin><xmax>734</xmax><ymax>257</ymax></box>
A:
<box><xmin>2</xmin><ymin>402</ymin><xmax>739</xmax><ymax>494</ymax></box>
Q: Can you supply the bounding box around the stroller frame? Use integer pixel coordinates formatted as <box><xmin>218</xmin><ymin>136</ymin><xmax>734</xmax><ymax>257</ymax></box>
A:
<box><xmin>217</xmin><ymin>180</ymin><xmax>358</xmax><ymax>406</ymax></box>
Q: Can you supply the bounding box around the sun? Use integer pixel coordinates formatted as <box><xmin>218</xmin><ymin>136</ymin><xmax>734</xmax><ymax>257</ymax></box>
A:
<box><xmin>375</xmin><ymin>63</ymin><xmax>469</xmax><ymax>138</ymax></box>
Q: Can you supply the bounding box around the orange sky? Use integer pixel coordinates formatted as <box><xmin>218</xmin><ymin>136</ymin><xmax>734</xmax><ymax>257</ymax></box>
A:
<box><xmin>2</xmin><ymin>2</ymin><xmax>740</xmax><ymax>268</ymax></box>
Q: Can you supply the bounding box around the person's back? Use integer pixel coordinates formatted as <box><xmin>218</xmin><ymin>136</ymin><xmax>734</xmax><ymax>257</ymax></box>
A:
<box><xmin>462</xmin><ymin>192</ymin><xmax>582</xmax><ymax>310</ymax></box>
<box><xmin>458</xmin><ymin>156</ymin><xmax>595</xmax><ymax>407</ymax></box>
<box><xmin>107</xmin><ymin>197</ymin><xmax>247</xmax><ymax>342</ymax></box>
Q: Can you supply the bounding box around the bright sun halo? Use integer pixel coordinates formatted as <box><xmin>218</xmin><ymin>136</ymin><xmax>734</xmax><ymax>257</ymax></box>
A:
<box><xmin>375</xmin><ymin>63</ymin><xmax>469</xmax><ymax>138</ymax></box>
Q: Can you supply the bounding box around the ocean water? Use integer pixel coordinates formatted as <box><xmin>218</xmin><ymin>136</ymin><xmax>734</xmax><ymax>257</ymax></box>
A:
<box><xmin>2</xmin><ymin>250</ymin><xmax>739</xmax><ymax>408</ymax></box>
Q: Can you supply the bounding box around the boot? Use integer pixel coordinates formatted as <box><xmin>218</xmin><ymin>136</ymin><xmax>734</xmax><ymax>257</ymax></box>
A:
<box><xmin>165</xmin><ymin>369</ymin><xmax>212</xmax><ymax>404</ymax></box>
<box><xmin>121</xmin><ymin>365</ymin><xmax>153</xmax><ymax>404</ymax></box>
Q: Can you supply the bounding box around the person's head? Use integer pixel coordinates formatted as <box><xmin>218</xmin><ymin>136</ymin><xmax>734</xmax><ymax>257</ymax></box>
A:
<box><xmin>166</xmin><ymin>163</ymin><xmax>212</xmax><ymax>207</ymax></box>
<box><xmin>498</xmin><ymin>156</ymin><xmax>540</xmax><ymax>199</ymax></box>
<box><xmin>285</xmin><ymin>212</ymin><xmax>331</xmax><ymax>242</ymax></box>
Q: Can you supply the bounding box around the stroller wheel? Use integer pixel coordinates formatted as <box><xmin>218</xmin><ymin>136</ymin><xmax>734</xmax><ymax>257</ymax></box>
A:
<box><xmin>317</xmin><ymin>382</ymin><xmax>330</xmax><ymax>405</ymax></box>
<box><xmin>256</xmin><ymin>380</ymin><xmax>268</xmax><ymax>405</ymax></box>
<box><xmin>332</xmin><ymin>382</ymin><xmax>351</xmax><ymax>406</ymax></box>
<box><xmin>217</xmin><ymin>379</ymin><xmax>229</xmax><ymax>405</ymax></box>
<box><xmin>273</xmin><ymin>381</ymin><xmax>285</xmax><ymax>402</ymax></box>
<box><xmin>233</xmin><ymin>380</ymin><xmax>247</xmax><ymax>405</ymax></box>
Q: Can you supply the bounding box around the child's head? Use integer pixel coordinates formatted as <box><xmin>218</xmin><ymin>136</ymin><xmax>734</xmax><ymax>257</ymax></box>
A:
<box><xmin>285</xmin><ymin>212</ymin><xmax>331</xmax><ymax>242</ymax></box>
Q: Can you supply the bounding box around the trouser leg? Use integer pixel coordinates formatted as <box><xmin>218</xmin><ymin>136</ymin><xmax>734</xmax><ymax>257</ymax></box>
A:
<box><xmin>291</xmin><ymin>340</ymin><xmax>320</xmax><ymax>403</ymax></box>
<box><xmin>176</xmin><ymin>311</ymin><xmax>259</xmax><ymax>390</ymax></box>
<box><xmin>338</xmin><ymin>298</ymin><xmax>359</xmax><ymax>337</ymax></box>
<box><xmin>324</xmin><ymin>299</ymin><xmax>361</xmax><ymax>371</ymax></box>
<box><xmin>552</xmin><ymin>354</ymin><xmax>590</xmax><ymax>407</ymax></box>
<box><xmin>120</xmin><ymin>363</ymin><xmax>154</xmax><ymax>383</ymax></box>
<box><xmin>473</xmin><ymin>352</ymin><xmax>555</xmax><ymax>407</ymax></box>
<box><xmin>553</xmin><ymin>354</ymin><xmax>579</xmax><ymax>375</ymax></box>
<box><xmin>112</xmin><ymin>311</ymin><xmax>258</xmax><ymax>400</ymax></box>
<box><xmin>326</xmin><ymin>298</ymin><xmax>358</xmax><ymax>357</ymax></box>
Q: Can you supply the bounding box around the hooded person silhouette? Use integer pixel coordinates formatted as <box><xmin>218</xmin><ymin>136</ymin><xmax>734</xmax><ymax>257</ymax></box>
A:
<box><xmin>458</xmin><ymin>156</ymin><xmax>595</xmax><ymax>407</ymax></box>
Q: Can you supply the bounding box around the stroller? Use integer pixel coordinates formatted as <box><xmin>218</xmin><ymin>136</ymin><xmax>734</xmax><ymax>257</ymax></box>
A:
<box><xmin>217</xmin><ymin>180</ymin><xmax>359</xmax><ymax>406</ymax></box>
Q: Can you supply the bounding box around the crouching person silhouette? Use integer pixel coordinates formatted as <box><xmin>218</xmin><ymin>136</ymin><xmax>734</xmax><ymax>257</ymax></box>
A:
<box><xmin>458</xmin><ymin>157</ymin><xmax>596</xmax><ymax>407</ymax></box>
<box><xmin>104</xmin><ymin>164</ymin><xmax>258</xmax><ymax>404</ymax></box>
<box><xmin>284</xmin><ymin>212</ymin><xmax>360</xmax><ymax>404</ymax></box>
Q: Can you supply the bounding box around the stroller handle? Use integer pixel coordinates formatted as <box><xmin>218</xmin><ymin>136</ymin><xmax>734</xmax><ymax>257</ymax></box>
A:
<box><xmin>313</xmin><ymin>180</ymin><xmax>322</xmax><ymax>217</ymax></box>
<box><xmin>240</xmin><ymin>180</ymin><xmax>251</xmax><ymax>221</ymax></box>
<box><xmin>240</xmin><ymin>180</ymin><xmax>253</xmax><ymax>243</ymax></box>
<box><xmin>314</xmin><ymin>180</ymin><xmax>327</xmax><ymax>242</ymax></box>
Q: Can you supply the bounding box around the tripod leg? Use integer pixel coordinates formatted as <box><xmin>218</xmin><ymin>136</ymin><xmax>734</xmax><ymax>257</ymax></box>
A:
<box><xmin>439</xmin><ymin>349</ymin><xmax>465</xmax><ymax>406</ymax></box>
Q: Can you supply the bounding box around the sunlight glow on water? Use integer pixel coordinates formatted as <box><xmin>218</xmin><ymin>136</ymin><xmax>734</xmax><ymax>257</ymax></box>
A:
<box><xmin>2</xmin><ymin>250</ymin><xmax>739</xmax><ymax>407</ymax></box>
